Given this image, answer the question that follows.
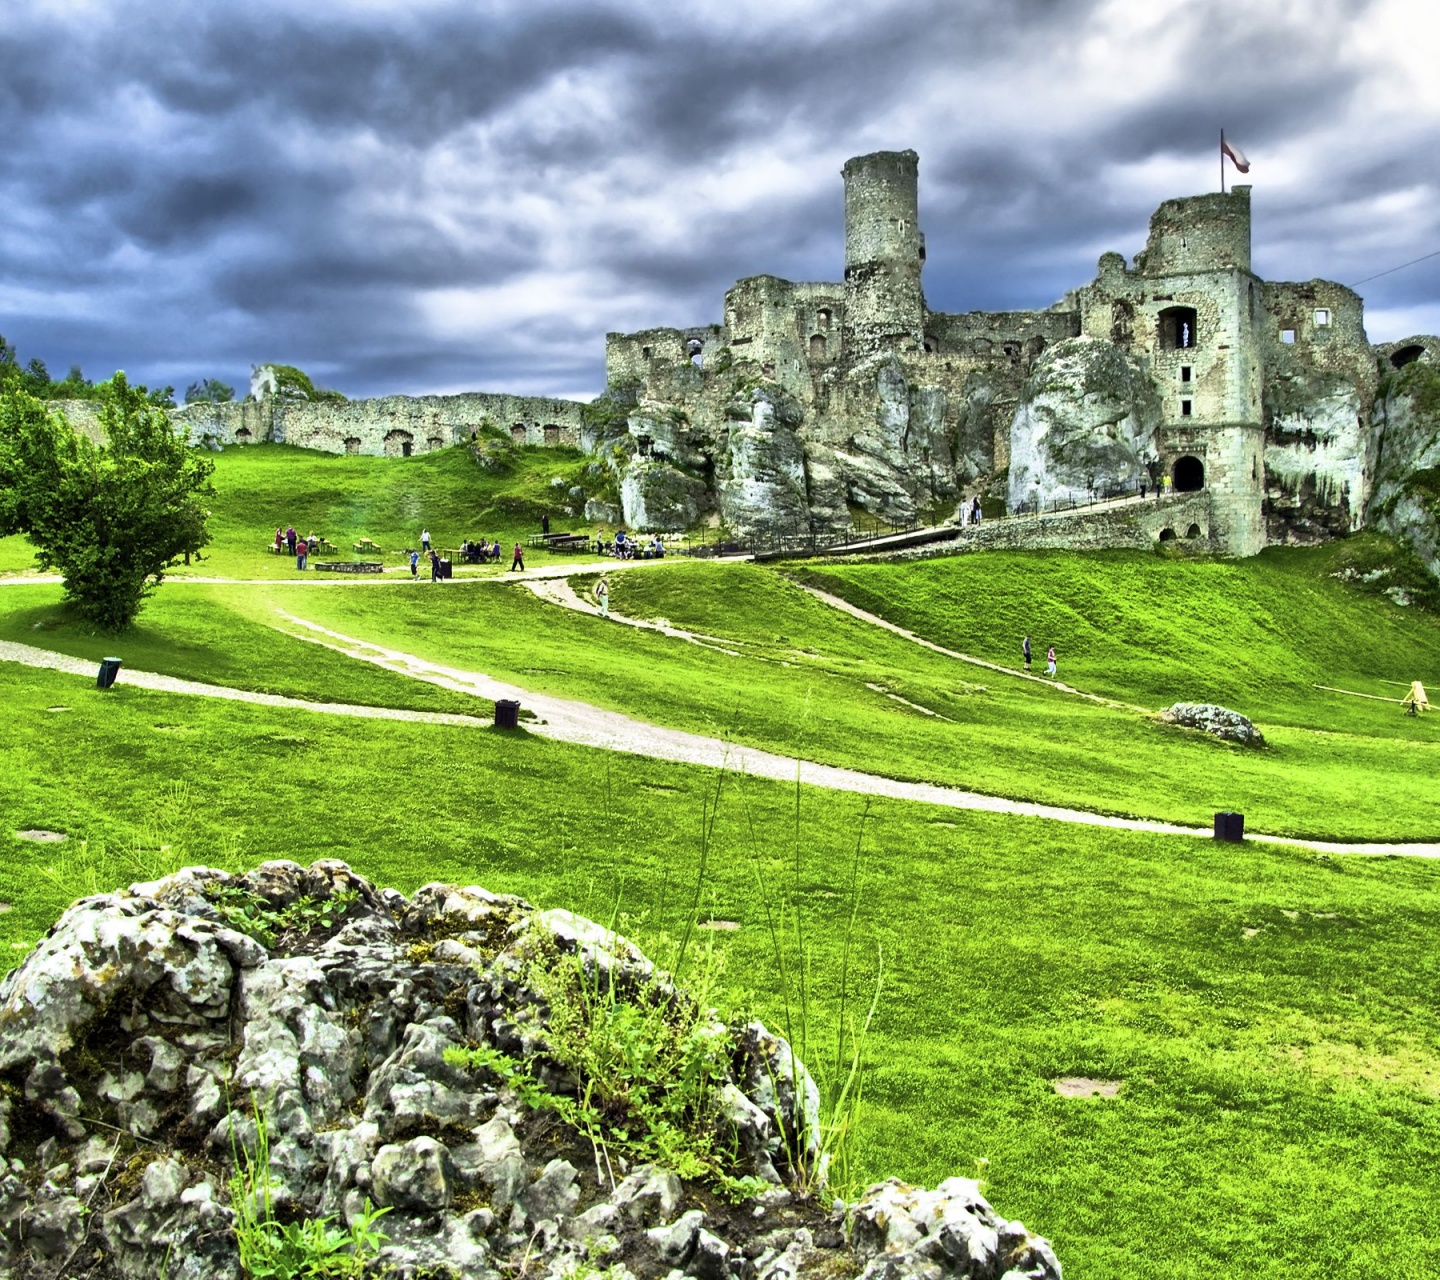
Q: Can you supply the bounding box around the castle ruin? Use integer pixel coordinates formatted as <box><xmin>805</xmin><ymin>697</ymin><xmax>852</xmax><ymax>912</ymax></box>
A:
<box><xmin>112</xmin><ymin>149</ymin><xmax>1437</xmax><ymax>562</ymax></box>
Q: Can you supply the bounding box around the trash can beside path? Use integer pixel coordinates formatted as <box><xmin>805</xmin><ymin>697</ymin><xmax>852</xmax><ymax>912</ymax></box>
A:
<box><xmin>97</xmin><ymin>657</ymin><xmax>123</xmax><ymax>690</ymax></box>
<box><xmin>1214</xmin><ymin>811</ymin><xmax>1245</xmax><ymax>842</ymax></box>
<box><xmin>494</xmin><ymin>699</ymin><xmax>520</xmax><ymax>729</ymax></box>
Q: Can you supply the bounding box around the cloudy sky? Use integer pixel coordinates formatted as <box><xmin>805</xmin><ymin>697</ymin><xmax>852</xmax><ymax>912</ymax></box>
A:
<box><xmin>2</xmin><ymin>0</ymin><xmax>1437</xmax><ymax>402</ymax></box>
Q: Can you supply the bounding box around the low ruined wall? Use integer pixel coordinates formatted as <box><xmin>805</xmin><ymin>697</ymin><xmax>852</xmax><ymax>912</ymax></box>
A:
<box><xmin>872</xmin><ymin>492</ymin><xmax>1215</xmax><ymax>561</ymax></box>
<box><xmin>49</xmin><ymin>392</ymin><xmax>590</xmax><ymax>457</ymax></box>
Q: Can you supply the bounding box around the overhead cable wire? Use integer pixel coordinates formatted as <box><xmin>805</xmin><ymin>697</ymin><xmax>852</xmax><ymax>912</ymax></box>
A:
<box><xmin>1350</xmin><ymin>248</ymin><xmax>1440</xmax><ymax>287</ymax></box>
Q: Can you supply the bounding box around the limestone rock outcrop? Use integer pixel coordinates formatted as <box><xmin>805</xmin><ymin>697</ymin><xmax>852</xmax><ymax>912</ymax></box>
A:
<box><xmin>1008</xmin><ymin>337</ymin><xmax>1161</xmax><ymax>512</ymax></box>
<box><xmin>718</xmin><ymin>386</ymin><xmax>810</xmax><ymax>535</ymax></box>
<box><xmin>0</xmin><ymin>861</ymin><xmax>1062</xmax><ymax>1280</ymax></box>
<box><xmin>1368</xmin><ymin>341</ymin><xmax>1440</xmax><ymax>583</ymax></box>
<box><xmin>1158</xmin><ymin>703</ymin><xmax>1265</xmax><ymax>746</ymax></box>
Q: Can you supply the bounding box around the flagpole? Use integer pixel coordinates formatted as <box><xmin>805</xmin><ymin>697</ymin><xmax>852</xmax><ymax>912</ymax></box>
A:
<box><xmin>1220</xmin><ymin>128</ymin><xmax>1226</xmax><ymax>194</ymax></box>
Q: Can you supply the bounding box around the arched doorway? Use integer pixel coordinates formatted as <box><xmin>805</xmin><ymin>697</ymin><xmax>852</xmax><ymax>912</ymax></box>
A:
<box><xmin>1185</xmin><ymin>523</ymin><xmax>1202</xmax><ymax>539</ymax></box>
<box><xmin>1173</xmin><ymin>455</ymin><xmax>1204</xmax><ymax>491</ymax></box>
<box><xmin>383</xmin><ymin>430</ymin><xmax>414</xmax><ymax>458</ymax></box>
<box><xmin>1158</xmin><ymin>527</ymin><xmax>1177</xmax><ymax>542</ymax></box>
<box><xmin>1158</xmin><ymin>306</ymin><xmax>1199</xmax><ymax>350</ymax></box>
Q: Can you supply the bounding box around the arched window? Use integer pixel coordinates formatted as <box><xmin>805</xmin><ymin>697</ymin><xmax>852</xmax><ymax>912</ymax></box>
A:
<box><xmin>344</xmin><ymin>437</ymin><xmax>360</xmax><ymax>454</ymax></box>
<box><xmin>511</xmin><ymin>424</ymin><xmax>527</xmax><ymax>444</ymax></box>
<box><xmin>235</xmin><ymin>427</ymin><xmax>252</xmax><ymax>444</ymax></box>
<box><xmin>383</xmin><ymin>430</ymin><xmax>414</xmax><ymax>458</ymax></box>
<box><xmin>1173</xmin><ymin>456</ymin><xmax>1204</xmax><ymax>491</ymax></box>
<box><xmin>1159</xmin><ymin>527</ymin><xmax>1177</xmax><ymax>542</ymax></box>
<box><xmin>1158</xmin><ymin>306</ymin><xmax>1199</xmax><ymax>350</ymax></box>
<box><xmin>923</xmin><ymin>335</ymin><xmax>940</xmax><ymax>354</ymax></box>
<box><xmin>1185</xmin><ymin>523</ymin><xmax>1202</xmax><ymax>539</ymax></box>
<box><xmin>1391</xmin><ymin>344</ymin><xmax>1425</xmax><ymax>369</ymax></box>
<box><xmin>427</xmin><ymin>436</ymin><xmax>443</xmax><ymax>452</ymax></box>
<box><xmin>810</xmin><ymin>334</ymin><xmax>827</xmax><ymax>362</ymax></box>
<box><xmin>817</xmin><ymin>309</ymin><xmax>832</xmax><ymax>331</ymax></box>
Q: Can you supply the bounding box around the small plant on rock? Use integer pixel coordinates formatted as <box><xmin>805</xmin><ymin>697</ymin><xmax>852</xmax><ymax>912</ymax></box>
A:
<box><xmin>230</xmin><ymin>1106</ymin><xmax>390</xmax><ymax>1278</ymax></box>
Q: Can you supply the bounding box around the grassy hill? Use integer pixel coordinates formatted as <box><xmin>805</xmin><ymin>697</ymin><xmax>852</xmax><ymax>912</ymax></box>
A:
<box><xmin>2</xmin><ymin>446</ymin><xmax>1439</xmax><ymax>1279</ymax></box>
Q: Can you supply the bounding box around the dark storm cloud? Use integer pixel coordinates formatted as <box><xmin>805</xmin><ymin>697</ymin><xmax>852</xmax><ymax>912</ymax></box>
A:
<box><xmin>0</xmin><ymin>0</ymin><xmax>1435</xmax><ymax>401</ymax></box>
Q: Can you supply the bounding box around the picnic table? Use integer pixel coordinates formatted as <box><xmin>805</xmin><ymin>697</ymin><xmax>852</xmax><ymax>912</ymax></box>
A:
<box><xmin>528</xmin><ymin>532</ymin><xmax>590</xmax><ymax>551</ymax></box>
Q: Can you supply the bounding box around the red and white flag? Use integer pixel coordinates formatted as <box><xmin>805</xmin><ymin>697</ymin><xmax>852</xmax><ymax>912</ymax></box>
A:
<box><xmin>1222</xmin><ymin>137</ymin><xmax>1250</xmax><ymax>173</ymax></box>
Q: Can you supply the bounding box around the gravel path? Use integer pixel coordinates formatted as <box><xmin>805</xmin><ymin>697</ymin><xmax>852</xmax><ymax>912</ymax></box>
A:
<box><xmin>797</xmin><ymin>583</ymin><xmax>1148</xmax><ymax>711</ymax></box>
<box><xmin>5</xmin><ymin>614</ymin><xmax>1436</xmax><ymax>859</ymax></box>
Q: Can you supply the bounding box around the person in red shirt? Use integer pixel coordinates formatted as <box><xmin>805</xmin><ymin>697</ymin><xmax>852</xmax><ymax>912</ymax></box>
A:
<box><xmin>295</xmin><ymin>538</ymin><xmax>308</xmax><ymax>570</ymax></box>
<box><xmin>511</xmin><ymin>542</ymin><xmax>525</xmax><ymax>572</ymax></box>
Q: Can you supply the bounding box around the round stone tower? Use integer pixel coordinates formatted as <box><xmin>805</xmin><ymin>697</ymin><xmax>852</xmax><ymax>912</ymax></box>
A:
<box><xmin>843</xmin><ymin>150</ymin><xmax>925</xmax><ymax>352</ymax></box>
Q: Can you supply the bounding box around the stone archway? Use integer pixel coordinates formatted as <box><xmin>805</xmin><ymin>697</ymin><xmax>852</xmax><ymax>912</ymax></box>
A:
<box><xmin>1173</xmin><ymin>455</ymin><xmax>1204</xmax><ymax>492</ymax></box>
<box><xmin>384</xmin><ymin>430</ymin><xmax>414</xmax><ymax>458</ymax></box>
<box><xmin>1158</xmin><ymin>527</ymin><xmax>1177</xmax><ymax>541</ymax></box>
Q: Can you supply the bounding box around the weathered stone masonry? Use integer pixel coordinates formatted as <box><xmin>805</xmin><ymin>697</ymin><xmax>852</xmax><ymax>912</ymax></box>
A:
<box><xmin>54</xmin><ymin>150</ymin><xmax>1436</xmax><ymax>562</ymax></box>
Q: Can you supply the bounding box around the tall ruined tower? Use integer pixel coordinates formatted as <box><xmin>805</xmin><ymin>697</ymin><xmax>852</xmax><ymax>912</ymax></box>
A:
<box><xmin>1124</xmin><ymin>186</ymin><xmax>1266</xmax><ymax>555</ymax></box>
<box><xmin>843</xmin><ymin>150</ymin><xmax>925</xmax><ymax>353</ymax></box>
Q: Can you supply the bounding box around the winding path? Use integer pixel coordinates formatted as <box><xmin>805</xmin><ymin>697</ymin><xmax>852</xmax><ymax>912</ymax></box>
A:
<box><xmin>5</xmin><ymin>626</ymin><xmax>1434</xmax><ymax>859</ymax></box>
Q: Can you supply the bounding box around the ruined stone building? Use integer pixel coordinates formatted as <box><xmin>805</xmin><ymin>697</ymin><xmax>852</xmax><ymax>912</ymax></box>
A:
<box><xmin>604</xmin><ymin>149</ymin><xmax>1423</xmax><ymax>556</ymax></box>
<box><xmin>95</xmin><ymin>149</ymin><xmax>1436</xmax><ymax>564</ymax></box>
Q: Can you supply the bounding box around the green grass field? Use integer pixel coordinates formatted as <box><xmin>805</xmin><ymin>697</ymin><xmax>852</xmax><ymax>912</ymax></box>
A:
<box><xmin>3</xmin><ymin>443</ymin><xmax>1439</xmax><ymax>1279</ymax></box>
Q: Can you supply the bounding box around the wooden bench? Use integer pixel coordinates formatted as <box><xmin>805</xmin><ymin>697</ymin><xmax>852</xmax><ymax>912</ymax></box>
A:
<box><xmin>314</xmin><ymin>561</ymin><xmax>385</xmax><ymax>574</ymax></box>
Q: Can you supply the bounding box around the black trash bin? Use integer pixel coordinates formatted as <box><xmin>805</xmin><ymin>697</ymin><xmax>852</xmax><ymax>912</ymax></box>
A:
<box><xmin>96</xmin><ymin>657</ymin><xmax>123</xmax><ymax>690</ymax></box>
<box><xmin>494</xmin><ymin>699</ymin><xmax>520</xmax><ymax>729</ymax></box>
<box><xmin>440</xmin><ymin>557</ymin><xmax>453</xmax><ymax>580</ymax></box>
<box><xmin>1214</xmin><ymin>811</ymin><xmax>1245</xmax><ymax>842</ymax></box>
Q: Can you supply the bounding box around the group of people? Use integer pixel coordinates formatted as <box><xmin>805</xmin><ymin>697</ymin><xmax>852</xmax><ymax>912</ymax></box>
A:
<box><xmin>275</xmin><ymin>525</ymin><xmax>324</xmax><ymax>570</ymax></box>
<box><xmin>458</xmin><ymin>538</ymin><xmax>505</xmax><ymax>564</ymax></box>
<box><xmin>597</xmin><ymin>529</ymin><xmax>665</xmax><ymax>560</ymax></box>
<box><xmin>1021</xmin><ymin>634</ymin><xmax>1058</xmax><ymax>678</ymax></box>
<box><xmin>958</xmin><ymin>496</ymin><xmax>983</xmax><ymax>528</ymax></box>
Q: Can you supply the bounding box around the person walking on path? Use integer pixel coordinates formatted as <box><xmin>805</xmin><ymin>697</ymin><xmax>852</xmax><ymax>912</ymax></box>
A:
<box><xmin>511</xmin><ymin>542</ymin><xmax>525</xmax><ymax>572</ymax></box>
<box><xmin>295</xmin><ymin>537</ymin><xmax>308</xmax><ymax>571</ymax></box>
<box><xmin>429</xmin><ymin>549</ymin><xmax>441</xmax><ymax>582</ymax></box>
<box><xmin>1022</xmin><ymin>635</ymin><xmax>1032</xmax><ymax>672</ymax></box>
<box><xmin>1046</xmin><ymin>645</ymin><xmax>1057</xmax><ymax>678</ymax></box>
<box><xmin>421</xmin><ymin>528</ymin><xmax>431</xmax><ymax>553</ymax></box>
<box><xmin>409</xmin><ymin>549</ymin><xmax>419</xmax><ymax>579</ymax></box>
<box><xmin>596</xmin><ymin>576</ymin><xmax>610</xmax><ymax>618</ymax></box>
<box><xmin>971</xmin><ymin>496</ymin><xmax>982</xmax><ymax>526</ymax></box>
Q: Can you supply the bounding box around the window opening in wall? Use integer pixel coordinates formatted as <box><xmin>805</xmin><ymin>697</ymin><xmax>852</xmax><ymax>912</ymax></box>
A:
<box><xmin>343</xmin><ymin>437</ymin><xmax>359</xmax><ymax>454</ymax></box>
<box><xmin>1159</xmin><ymin>527</ymin><xmax>1177</xmax><ymax>542</ymax></box>
<box><xmin>641</xmin><ymin>346</ymin><xmax>653</xmax><ymax>359</ymax></box>
<box><xmin>1173</xmin><ymin>455</ymin><xmax>1204</xmax><ymax>491</ymax></box>
<box><xmin>1180</xmin><ymin>366</ymin><xmax>1191</xmax><ymax>382</ymax></box>
<box><xmin>1314</xmin><ymin>309</ymin><xmax>1331</xmax><ymax>327</ymax></box>
<box><xmin>1280</xmin><ymin>328</ymin><xmax>1296</xmax><ymax>344</ymax></box>
<box><xmin>1390</xmin><ymin>344</ymin><xmax>1424</xmax><ymax>369</ymax></box>
<box><xmin>1252</xmin><ymin>457</ymin><xmax>1258</xmax><ymax>480</ymax></box>
<box><xmin>1158</xmin><ymin>306</ymin><xmax>1199</xmax><ymax>350</ymax></box>
<box><xmin>1249</xmin><ymin>282</ymin><xmax>1256</xmax><ymax>320</ymax></box>
<box><xmin>687</xmin><ymin>339</ymin><xmax>703</xmax><ymax>369</ymax></box>
<box><xmin>810</xmin><ymin>334</ymin><xmax>827</xmax><ymax>361</ymax></box>
<box><xmin>923</xmin><ymin>335</ymin><xmax>939</xmax><ymax>354</ymax></box>
<box><xmin>1185</xmin><ymin>523</ymin><xmax>1202</xmax><ymax>539</ymax></box>
<box><xmin>1181</xmin><ymin>399</ymin><xmax>1192</xmax><ymax>417</ymax></box>
<box><xmin>918</xmin><ymin>234</ymin><xmax>926</xmax><ymax>263</ymax></box>
<box><xmin>235</xmin><ymin>427</ymin><xmax>252</xmax><ymax>444</ymax></box>
<box><xmin>427</xmin><ymin>437</ymin><xmax>443</xmax><ymax>452</ymax></box>
<box><xmin>636</xmin><ymin>434</ymin><xmax>652</xmax><ymax>457</ymax></box>
<box><xmin>543</xmin><ymin>424</ymin><xmax>560</xmax><ymax>445</ymax></box>
<box><xmin>762</xmin><ymin>361</ymin><xmax>776</xmax><ymax>378</ymax></box>
<box><xmin>1003</xmin><ymin>343</ymin><xmax>1020</xmax><ymax>364</ymax></box>
<box><xmin>511</xmin><ymin>424</ymin><xmax>526</xmax><ymax>443</ymax></box>
<box><xmin>897</xmin><ymin>220</ymin><xmax>907</xmax><ymax>232</ymax></box>
<box><xmin>817</xmin><ymin>309</ymin><xmax>832</xmax><ymax>331</ymax></box>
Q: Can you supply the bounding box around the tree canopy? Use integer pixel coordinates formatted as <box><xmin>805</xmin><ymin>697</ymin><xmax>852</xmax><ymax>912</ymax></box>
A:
<box><xmin>0</xmin><ymin>374</ymin><xmax>214</xmax><ymax>630</ymax></box>
<box><xmin>0</xmin><ymin>334</ymin><xmax>176</xmax><ymax>407</ymax></box>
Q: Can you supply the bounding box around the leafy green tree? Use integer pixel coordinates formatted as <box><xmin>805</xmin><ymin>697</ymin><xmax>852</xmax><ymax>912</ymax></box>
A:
<box><xmin>0</xmin><ymin>374</ymin><xmax>214</xmax><ymax>630</ymax></box>
<box><xmin>185</xmin><ymin>377</ymin><xmax>236</xmax><ymax>404</ymax></box>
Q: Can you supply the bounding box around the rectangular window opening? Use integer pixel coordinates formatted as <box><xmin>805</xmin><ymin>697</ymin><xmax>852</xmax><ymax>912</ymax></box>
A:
<box><xmin>1314</xmin><ymin>309</ymin><xmax>1331</xmax><ymax>327</ymax></box>
<box><xmin>1281</xmin><ymin>329</ymin><xmax>1296</xmax><ymax>344</ymax></box>
<box><xmin>1181</xmin><ymin>400</ymin><xmax>1193</xmax><ymax>417</ymax></box>
<box><xmin>1180</xmin><ymin>366</ymin><xmax>1192</xmax><ymax>382</ymax></box>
